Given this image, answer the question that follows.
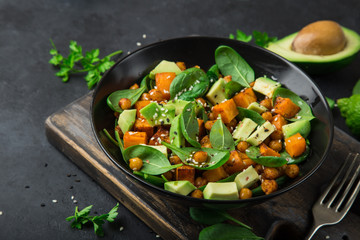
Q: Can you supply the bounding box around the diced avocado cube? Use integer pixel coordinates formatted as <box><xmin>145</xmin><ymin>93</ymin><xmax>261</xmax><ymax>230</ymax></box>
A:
<box><xmin>149</xmin><ymin>60</ymin><xmax>182</xmax><ymax>79</ymax></box>
<box><xmin>282</xmin><ymin>120</ymin><xmax>311</xmax><ymax>139</ymax></box>
<box><xmin>169</xmin><ymin>115</ymin><xmax>185</xmax><ymax>148</ymax></box>
<box><xmin>253</xmin><ymin>77</ymin><xmax>281</xmax><ymax>98</ymax></box>
<box><xmin>247</xmin><ymin>102</ymin><xmax>268</xmax><ymax>114</ymax></box>
<box><xmin>140</xmin><ymin>102</ymin><xmax>175</xmax><ymax>126</ymax></box>
<box><xmin>146</xmin><ymin>145</ymin><xmax>168</xmax><ymax>157</ymax></box>
<box><xmin>205</xmin><ymin>78</ymin><xmax>227</xmax><ymax>105</ymax></box>
<box><xmin>247</xmin><ymin>121</ymin><xmax>275</xmax><ymax>146</ymax></box>
<box><xmin>118</xmin><ymin>109</ymin><xmax>137</xmax><ymax>134</ymax></box>
<box><xmin>203</xmin><ymin>182</ymin><xmax>239</xmax><ymax>200</ymax></box>
<box><xmin>232</xmin><ymin>118</ymin><xmax>258</xmax><ymax>141</ymax></box>
<box><xmin>234</xmin><ymin>166</ymin><xmax>260</xmax><ymax>190</ymax></box>
<box><xmin>165</xmin><ymin>99</ymin><xmax>190</xmax><ymax>115</ymax></box>
<box><xmin>164</xmin><ymin>181</ymin><xmax>196</xmax><ymax>196</ymax></box>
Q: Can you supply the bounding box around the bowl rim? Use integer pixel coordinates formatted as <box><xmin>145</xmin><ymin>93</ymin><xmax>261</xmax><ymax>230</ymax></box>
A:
<box><xmin>91</xmin><ymin>35</ymin><xmax>334</xmax><ymax>204</ymax></box>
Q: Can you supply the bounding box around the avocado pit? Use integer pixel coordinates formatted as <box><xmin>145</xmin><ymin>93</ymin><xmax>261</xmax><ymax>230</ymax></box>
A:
<box><xmin>291</xmin><ymin>20</ymin><xmax>346</xmax><ymax>56</ymax></box>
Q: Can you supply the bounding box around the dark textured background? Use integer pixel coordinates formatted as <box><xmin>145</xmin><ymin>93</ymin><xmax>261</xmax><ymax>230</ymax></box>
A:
<box><xmin>0</xmin><ymin>0</ymin><xmax>359</xmax><ymax>239</ymax></box>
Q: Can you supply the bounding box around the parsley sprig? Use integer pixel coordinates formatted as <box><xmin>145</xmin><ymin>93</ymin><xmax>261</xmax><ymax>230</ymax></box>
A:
<box><xmin>49</xmin><ymin>39</ymin><xmax>122</xmax><ymax>89</ymax></box>
<box><xmin>229</xmin><ymin>29</ymin><xmax>277</xmax><ymax>48</ymax></box>
<box><xmin>66</xmin><ymin>203</ymin><xmax>119</xmax><ymax>237</ymax></box>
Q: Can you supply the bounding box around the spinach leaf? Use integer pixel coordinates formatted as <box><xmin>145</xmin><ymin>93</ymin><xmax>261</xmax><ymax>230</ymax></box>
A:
<box><xmin>107</xmin><ymin>85</ymin><xmax>146</xmax><ymax>113</ymax></box>
<box><xmin>180</xmin><ymin>102</ymin><xmax>201</xmax><ymax>148</ymax></box>
<box><xmin>162</xmin><ymin>142</ymin><xmax>230</xmax><ymax>170</ymax></box>
<box><xmin>237</xmin><ymin>107</ymin><xmax>265</xmax><ymax>125</ymax></box>
<box><xmin>224</xmin><ymin>80</ymin><xmax>243</xmax><ymax>99</ymax></box>
<box><xmin>199</xmin><ymin>223</ymin><xmax>263</xmax><ymax>240</ymax></box>
<box><xmin>280</xmin><ymin>145</ymin><xmax>310</xmax><ymax>164</ymax></box>
<box><xmin>133</xmin><ymin>171</ymin><xmax>165</xmax><ymax>187</ymax></box>
<box><xmin>123</xmin><ymin>145</ymin><xmax>182</xmax><ymax>175</ymax></box>
<box><xmin>246</xmin><ymin>146</ymin><xmax>287</xmax><ymax>167</ymax></box>
<box><xmin>209</xmin><ymin>118</ymin><xmax>235</xmax><ymax>151</ymax></box>
<box><xmin>169</xmin><ymin>67</ymin><xmax>210</xmax><ymax>101</ymax></box>
<box><xmin>114</xmin><ymin>130</ymin><xmax>126</xmax><ymax>163</ymax></box>
<box><xmin>207</xmin><ymin>64</ymin><xmax>220</xmax><ymax>86</ymax></box>
<box><xmin>215</xmin><ymin>45</ymin><xmax>254</xmax><ymax>88</ymax></box>
<box><xmin>140</xmin><ymin>74</ymin><xmax>155</xmax><ymax>91</ymax></box>
<box><xmin>272</xmin><ymin>88</ymin><xmax>315</xmax><ymax>121</ymax></box>
<box><xmin>252</xmin><ymin>175</ymin><xmax>288</xmax><ymax>196</ymax></box>
<box><xmin>102</xmin><ymin>128</ymin><xmax>118</xmax><ymax>146</ymax></box>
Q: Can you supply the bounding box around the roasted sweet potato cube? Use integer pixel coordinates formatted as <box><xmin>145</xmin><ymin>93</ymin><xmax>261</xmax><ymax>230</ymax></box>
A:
<box><xmin>176</xmin><ymin>61</ymin><xmax>186</xmax><ymax>71</ymax></box>
<box><xmin>270</xmin><ymin>114</ymin><xmax>287</xmax><ymax>139</ymax></box>
<box><xmin>197</xmin><ymin>118</ymin><xmax>205</xmax><ymax>139</ymax></box>
<box><xmin>123</xmin><ymin>131</ymin><xmax>148</xmax><ymax>149</ymax></box>
<box><xmin>148</xmin><ymin>127</ymin><xmax>170</xmax><ymax>145</ymax></box>
<box><xmin>176</xmin><ymin>166</ymin><xmax>195</xmax><ymax>184</ymax></box>
<box><xmin>223</xmin><ymin>150</ymin><xmax>246</xmax><ymax>175</ymax></box>
<box><xmin>233</xmin><ymin>88</ymin><xmax>257</xmax><ymax>108</ymax></box>
<box><xmin>155</xmin><ymin>72</ymin><xmax>176</xmax><ymax>100</ymax></box>
<box><xmin>285</xmin><ymin>133</ymin><xmax>306</xmax><ymax>157</ymax></box>
<box><xmin>134</xmin><ymin>100</ymin><xmax>151</xmax><ymax>118</ymax></box>
<box><xmin>259</xmin><ymin>143</ymin><xmax>281</xmax><ymax>157</ymax></box>
<box><xmin>212</xmin><ymin>99</ymin><xmax>239</xmax><ymax>124</ymax></box>
<box><xmin>202</xmin><ymin>166</ymin><xmax>228</xmax><ymax>182</ymax></box>
<box><xmin>273</xmin><ymin>97</ymin><xmax>300</xmax><ymax>118</ymax></box>
<box><xmin>133</xmin><ymin>118</ymin><xmax>154</xmax><ymax>138</ymax></box>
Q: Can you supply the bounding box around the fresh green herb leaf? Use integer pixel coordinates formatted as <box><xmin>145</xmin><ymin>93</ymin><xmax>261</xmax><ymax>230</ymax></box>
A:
<box><xmin>229</xmin><ymin>30</ymin><xmax>253</xmax><ymax>43</ymax></box>
<box><xmin>252</xmin><ymin>31</ymin><xmax>278</xmax><ymax>48</ymax></box>
<box><xmin>352</xmin><ymin>79</ymin><xmax>360</xmax><ymax>95</ymax></box>
<box><xmin>49</xmin><ymin>39</ymin><xmax>122</xmax><ymax>89</ymax></box>
<box><xmin>209</xmin><ymin>117</ymin><xmax>235</xmax><ymax>151</ymax></box>
<box><xmin>215</xmin><ymin>45</ymin><xmax>254</xmax><ymax>88</ymax></box>
<box><xmin>123</xmin><ymin>145</ymin><xmax>182</xmax><ymax>175</ymax></box>
<box><xmin>325</xmin><ymin>97</ymin><xmax>335</xmax><ymax>110</ymax></box>
<box><xmin>66</xmin><ymin>203</ymin><xmax>119</xmax><ymax>237</ymax></box>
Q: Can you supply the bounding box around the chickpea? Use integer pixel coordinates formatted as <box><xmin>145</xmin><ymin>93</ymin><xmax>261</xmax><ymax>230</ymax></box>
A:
<box><xmin>196</xmin><ymin>98</ymin><xmax>207</xmax><ymax>107</ymax></box>
<box><xmin>285</xmin><ymin>164</ymin><xmax>300</xmax><ymax>178</ymax></box>
<box><xmin>114</xmin><ymin>111</ymin><xmax>120</xmax><ymax>118</ymax></box>
<box><xmin>254</xmin><ymin>164</ymin><xmax>264</xmax><ymax>175</ymax></box>
<box><xmin>239</xmin><ymin>188</ymin><xmax>253</xmax><ymax>199</ymax></box>
<box><xmin>129</xmin><ymin>83</ymin><xmax>139</xmax><ymax>89</ymax></box>
<box><xmin>236</xmin><ymin>141</ymin><xmax>249</xmax><ymax>152</ymax></box>
<box><xmin>263</xmin><ymin>167</ymin><xmax>280</xmax><ymax>180</ymax></box>
<box><xmin>191</xmin><ymin>189</ymin><xmax>203</xmax><ymax>199</ymax></box>
<box><xmin>163</xmin><ymin>171</ymin><xmax>173</xmax><ymax>181</ymax></box>
<box><xmin>204</xmin><ymin>120</ymin><xmax>216</xmax><ymax>131</ymax></box>
<box><xmin>226</xmin><ymin>118</ymin><xmax>238</xmax><ymax>129</ymax></box>
<box><xmin>118</xmin><ymin>98</ymin><xmax>131</xmax><ymax>110</ymax></box>
<box><xmin>169</xmin><ymin>155</ymin><xmax>182</xmax><ymax>165</ymax></box>
<box><xmin>208</xmin><ymin>112</ymin><xmax>216</xmax><ymax>120</ymax></box>
<box><xmin>200</xmin><ymin>135</ymin><xmax>212</xmax><ymax>148</ymax></box>
<box><xmin>129</xmin><ymin>157</ymin><xmax>143</xmax><ymax>171</ymax></box>
<box><xmin>261</xmin><ymin>179</ymin><xmax>278</xmax><ymax>195</ymax></box>
<box><xmin>270</xmin><ymin>130</ymin><xmax>283</xmax><ymax>140</ymax></box>
<box><xmin>263</xmin><ymin>136</ymin><xmax>271</xmax><ymax>146</ymax></box>
<box><xmin>277</xmin><ymin>165</ymin><xmax>287</xmax><ymax>176</ymax></box>
<box><xmin>194</xmin><ymin>176</ymin><xmax>208</xmax><ymax>188</ymax></box>
<box><xmin>269</xmin><ymin>139</ymin><xmax>283</xmax><ymax>152</ymax></box>
<box><xmin>223</xmin><ymin>75</ymin><xmax>232</xmax><ymax>82</ymax></box>
<box><xmin>262</xmin><ymin>111</ymin><xmax>273</xmax><ymax>122</ymax></box>
<box><xmin>193</xmin><ymin>151</ymin><xmax>208</xmax><ymax>163</ymax></box>
<box><xmin>140</xmin><ymin>93</ymin><xmax>151</xmax><ymax>101</ymax></box>
<box><xmin>148</xmin><ymin>89</ymin><xmax>164</xmax><ymax>101</ymax></box>
<box><xmin>176</xmin><ymin>61</ymin><xmax>186</xmax><ymax>71</ymax></box>
<box><xmin>260</xmin><ymin>98</ymin><xmax>272</xmax><ymax>110</ymax></box>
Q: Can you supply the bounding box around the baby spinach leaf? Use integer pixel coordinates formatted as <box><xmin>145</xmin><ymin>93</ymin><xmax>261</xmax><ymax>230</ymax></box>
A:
<box><xmin>209</xmin><ymin>118</ymin><xmax>235</xmax><ymax>151</ymax></box>
<box><xmin>225</xmin><ymin>81</ymin><xmax>243</xmax><ymax>99</ymax></box>
<box><xmin>102</xmin><ymin>128</ymin><xmax>118</xmax><ymax>146</ymax></box>
<box><xmin>140</xmin><ymin>74</ymin><xmax>155</xmax><ymax>91</ymax></box>
<box><xmin>170</xmin><ymin>67</ymin><xmax>210</xmax><ymax>101</ymax></box>
<box><xmin>207</xmin><ymin>64</ymin><xmax>220</xmax><ymax>86</ymax></box>
<box><xmin>190</xmin><ymin>207</ymin><xmax>228</xmax><ymax>225</ymax></box>
<box><xmin>199</xmin><ymin>223</ymin><xmax>263</xmax><ymax>240</ymax></box>
<box><xmin>280</xmin><ymin>145</ymin><xmax>310</xmax><ymax>164</ymax></box>
<box><xmin>162</xmin><ymin>142</ymin><xmax>230</xmax><ymax>170</ymax></box>
<box><xmin>107</xmin><ymin>85</ymin><xmax>146</xmax><ymax>113</ymax></box>
<box><xmin>123</xmin><ymin>145</ymin><xmax>182</xmax><ymax>175</ymax></box>
<box><xmin>272</xmin><ymin>88</ymin><xmax>315</xmax><ymax>121</ymax></box>
<box><xmin>133</xmin><ymin>171</ymin><xmax>165</xmax><ymax>187</ymax></box>
<box><xmin>237</xmin><ymin>107</ymin><xmax>265</xmax><ymax>125</ymax></box>
<box><xmin>180</xmin><ymin>102</ymin><xmax>201</xmax><ymax>148</ymax></box>
<box><xmin>215</xmin><ymin>45</ymin><xmax>254</xmax><ymax>88</ymax></box>
<box><xmin>114</xmin><ymin>130</ymin><xmax>126</xmax><ymax>163</ymax></box>
<box><xmin>246</xmin><ymin>146</ymin><xmax>287</xmax><ymax>167</ymax></box>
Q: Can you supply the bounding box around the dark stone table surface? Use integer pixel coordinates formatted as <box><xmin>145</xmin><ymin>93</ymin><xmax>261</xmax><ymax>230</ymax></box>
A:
<box><xmin>0</xmin><ymin>0</ymin><xmax>359</xmax><ymax>239</ymax></box>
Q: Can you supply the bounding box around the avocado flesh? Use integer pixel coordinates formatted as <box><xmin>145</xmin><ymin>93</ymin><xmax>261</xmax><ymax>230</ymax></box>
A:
<box><xmin>118</xmin><ymin>109</ymin><xmax>137</xmax><ymax>134</ymax></box>
<box><xmin>164</xmin><ymin>181</ymin><xmax>196</xmax><ymax>196</ymax></box>
<box><xmin>266</xmin><ymin>27</ymin><xmax>360</xmax><ymax>74</ymax></box>
<box><xmin>203</xmin><ymin>182</ymin><xmax>239</xmax><ymax>200</ymax></box>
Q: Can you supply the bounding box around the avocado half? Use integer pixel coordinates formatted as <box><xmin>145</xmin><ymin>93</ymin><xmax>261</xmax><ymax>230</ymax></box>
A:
<box><xmin>266</xmin><ymin>27</ymin><xmax>360</xmax><ymax>74</ymax></box>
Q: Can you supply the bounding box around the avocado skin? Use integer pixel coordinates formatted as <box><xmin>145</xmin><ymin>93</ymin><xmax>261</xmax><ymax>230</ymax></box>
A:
<box><xmin>266</xmin><ymin>27</ymin><xmax>360</xmax><ymax>75</ymax></box>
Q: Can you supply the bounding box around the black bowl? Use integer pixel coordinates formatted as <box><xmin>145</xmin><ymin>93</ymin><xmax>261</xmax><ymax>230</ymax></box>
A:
<box><xmin>91</xmin><ymin>36</ymin><xmax>333</xmax><ymax>208</ymax></box>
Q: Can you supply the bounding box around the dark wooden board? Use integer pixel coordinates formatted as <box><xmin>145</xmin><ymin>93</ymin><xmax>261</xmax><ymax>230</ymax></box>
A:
<box><xmin>45</xmin><ymin>93</ymin><xmax>360</xmax><ymax>240</ymax></box>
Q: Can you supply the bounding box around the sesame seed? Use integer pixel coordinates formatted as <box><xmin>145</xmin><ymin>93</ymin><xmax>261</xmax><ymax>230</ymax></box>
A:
<box><xmin>52</xmin><ymin>200</ymin><xmax>58</xmax><ymax>203</ymax></box>
<box><xmin>120</xmin><ymin>226</ymin><xmax>124</xmax><ymax>231</ymax></box>
<box><xmin>0</xmin><ymin>211</ymin><xmax>3</xmax><ymax>215</ymax></box>
<box><xmin>136</xmin><ymin>42</ymin><xmax>141</xmax><ymax>46</ymax></box>
<box><xmin>71</xmin><ymin>196</ymin><xmax>74</xmax><ymax>200</ymax></box>
<box><xmin>73</xmin><ymin>200</ymin><xmax>78</xmax><ymax>204</ymax></box>
<box><xmin>142</xmin><ymin>34</ymin><xmax>147</xmax><ymax>39</ymax></box>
